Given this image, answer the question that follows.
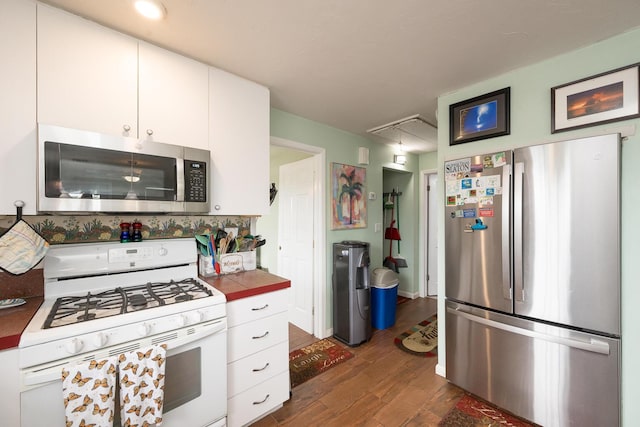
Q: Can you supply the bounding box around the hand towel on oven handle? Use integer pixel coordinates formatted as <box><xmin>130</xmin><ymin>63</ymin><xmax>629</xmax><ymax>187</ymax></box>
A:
<box><xmin>62</xmin><ymin>356</ymin><xmax>117</xmax><ymax>427</ymax></box>
<box><xmin>119</xmin><ymin>344</ymin><xmax>167</xmax><ymax>426</ymax></box>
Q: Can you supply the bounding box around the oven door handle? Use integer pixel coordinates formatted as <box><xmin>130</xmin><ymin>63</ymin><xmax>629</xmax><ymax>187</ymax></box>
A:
<box><xmin>23</xmin><ymin>319</ymin><xmax>227</xmax><ymax>387</ymax></box>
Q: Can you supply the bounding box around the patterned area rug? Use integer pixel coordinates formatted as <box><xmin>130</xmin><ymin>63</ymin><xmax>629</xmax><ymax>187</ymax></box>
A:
<box><xmin>393</xmin><ymin>315</ymin><xmax>437</xmax><ymax>357</ymax></box>
<box><xmin>439</xmin><ymin>394</ymin><xmax>537</xmax><ymax>426</ymax></box>
<box><xmin>289</xmin><ymin>339</ymin><xmax>354</xmax><ymax>388</ymax></box>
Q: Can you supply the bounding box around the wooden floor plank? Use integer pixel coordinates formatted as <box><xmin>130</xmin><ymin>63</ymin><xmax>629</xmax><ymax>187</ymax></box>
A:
<box><xmin>254</xmin><ymin>296</ymin><xmax>463</xmax><ymax>426</ymax></box>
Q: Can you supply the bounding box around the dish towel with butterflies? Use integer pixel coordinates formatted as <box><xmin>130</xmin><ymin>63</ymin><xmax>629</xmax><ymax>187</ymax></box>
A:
<box><xmin>119</xmin><ymin>345</ymin><xmax>167</xmax><ymax>426</ymax></box>
<box><xmin>62</xmin><ymin>356</ymin><xmax>117</xmax><ymax>427</ymax></box>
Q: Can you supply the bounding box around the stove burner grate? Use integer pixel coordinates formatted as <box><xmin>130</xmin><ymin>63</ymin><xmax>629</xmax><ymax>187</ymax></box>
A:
<box><xmin>44</xmin><ymin>278</ymin><xmax>213</xmax><ymax>329</ymax></box>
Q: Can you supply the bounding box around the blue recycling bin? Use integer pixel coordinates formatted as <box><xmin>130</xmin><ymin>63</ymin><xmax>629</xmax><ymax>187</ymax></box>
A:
<box><xmin>371</xmin><ymin>267</ymin><xmax>399</xmax><ymax>329</ymax></box>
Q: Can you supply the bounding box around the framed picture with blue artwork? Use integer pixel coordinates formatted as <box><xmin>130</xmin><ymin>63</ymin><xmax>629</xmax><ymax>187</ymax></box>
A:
<box><xmin>449</xmin><ymin>87</ymin><xmax>510</xmax><ymax>145</ymax></box>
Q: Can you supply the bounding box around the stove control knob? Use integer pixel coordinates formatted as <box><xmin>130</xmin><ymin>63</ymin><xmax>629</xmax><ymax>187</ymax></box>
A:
<box><xmin>93</xmin><ymin>332</ymin><xmax>108</xmax><ymax>348</ymax></box>
<box><xmin>138</xmin><ymin>322</ymin><xmax>152</xmax><ymax>337</ymax></box>
<box><xmin>196</xmin><ymin>310</ymin><xmax>205</xmax><ymax>322</ymax></box>
<box><xmin>158</xmin><ymin>247</ymin><xmax>168</xmax><ymax>256</ymax></box>
<box><xmin>176</xmin><ymin>314</ymin><xmax>188</xmax><ymax>327</ymax></box>
<box><xmin>65</xmin><ymin>338</ymin><xmax>84</xmax><ymax>354</ymax></box>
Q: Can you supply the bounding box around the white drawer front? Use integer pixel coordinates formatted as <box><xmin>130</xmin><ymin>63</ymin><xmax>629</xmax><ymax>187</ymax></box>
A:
<box><xmin>228</xmin><ymin>340</ymin><xmax>289</xmax><ymax>397</ymax></box>
<box><xmin>228</xmin><ymin>311</ymin><xmax>288</xmax><ymax>361</ymax></box>
<box><xmin>227</xmin><ymin>289</ymin><xmax>288</xmax><ymax>328</ymax></box>
<box><xmin>227</xmin><ymin>370</ymin><xmax>290</xmax><ymax>427</ymax></box>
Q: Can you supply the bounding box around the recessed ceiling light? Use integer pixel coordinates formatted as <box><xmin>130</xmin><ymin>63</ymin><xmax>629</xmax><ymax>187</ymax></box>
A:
<box><xmin>133</xmin><ymin>0</ymin><xmax>166</xmax><ymax>20</ymax></box>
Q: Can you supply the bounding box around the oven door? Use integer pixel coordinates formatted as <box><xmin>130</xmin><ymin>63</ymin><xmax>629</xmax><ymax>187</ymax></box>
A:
<box><xmin>20</xmin><ymin>318</ymin><xmax>227</xmax><ymax>427</ymax></box>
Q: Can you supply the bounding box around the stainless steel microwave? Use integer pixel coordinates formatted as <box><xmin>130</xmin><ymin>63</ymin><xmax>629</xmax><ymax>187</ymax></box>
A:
<box><xmin>37</xmin><ymin>124</ymin><xmax>210</xmax><ymax>213</ymax></box>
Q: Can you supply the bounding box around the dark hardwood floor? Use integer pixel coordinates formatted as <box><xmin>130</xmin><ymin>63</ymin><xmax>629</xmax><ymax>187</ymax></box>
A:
<box><xmin>252</xmin><ymin>297</ymin><xmax>465</xmax><ymax>426</ymax></box>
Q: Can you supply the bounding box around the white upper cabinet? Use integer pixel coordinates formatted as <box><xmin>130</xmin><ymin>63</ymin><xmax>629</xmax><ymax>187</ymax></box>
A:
<box><xmin>37</xmin><ymin>4</ymin><xmax>138</xmax><ymax>137</ymax></box>
<box><xmin>138</xmin><ymin>42</ymin><xmax>209</xmax><ymax>149</ymax></box>
<box><xmin>0</xmin><ymin>0</ymin><xmax>37</xmax><ymax>215</ymax></box>
<box><xmin>209</xmin><ymin>68</ymin><xmax>270</xmax><ymax>215</ymax></box>
<box><xmin>37</xmin><ymin>6</ymin><xmax>209</xmax><ymax>149</ymax></box>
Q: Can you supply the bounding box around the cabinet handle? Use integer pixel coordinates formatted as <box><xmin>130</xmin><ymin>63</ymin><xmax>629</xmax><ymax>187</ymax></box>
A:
<box><xmin>146</xmin><ymin>129</ymin><xmax>154</xmax><ymax>136</ymax></box>
<box><xmin>214</xmin><ymin>205</ymin><xmax>221</xmax><ymax>211</ymax></box>
<box><xmin>123</xmin><ymin>124</ymin><xmax>131</xmax><ymax>132</ymax></box>
<box><xmin>252</xmin><ymin>362</ymin><xmax>270</xmax><ymax>372</ymax></box>
<box><xmin>251</xmin><ymin>304</ymin><xmax>269</xmax><ymax>311</ymax></box>
<box><xmin>253</xmin><ymin>394</ymin><xmax>270</xmax><ymax>405</ymax></box>
<box><xmin>252</xmin><ymin>331</ymin><xmax>269</xmax><ymax>339</ymax></box>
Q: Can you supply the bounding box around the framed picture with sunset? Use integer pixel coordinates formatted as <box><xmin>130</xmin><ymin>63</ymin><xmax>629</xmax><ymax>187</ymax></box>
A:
<box><xmin>551</xmin><ymin>63</ymin><xmax>640</xmax><ymax>133</ymax></box>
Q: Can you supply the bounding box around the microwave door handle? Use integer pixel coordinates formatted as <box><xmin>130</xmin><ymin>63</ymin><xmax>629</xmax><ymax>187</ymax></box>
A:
<box><xmin>513</xmin><ymin>162</ymin><xmax>525</xmax><ymax>302</ymax></box>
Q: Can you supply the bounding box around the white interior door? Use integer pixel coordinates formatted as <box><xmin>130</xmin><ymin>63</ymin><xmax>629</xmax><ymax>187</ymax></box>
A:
<box><xmin>427</xmin><ymin>173</ymin><xmax>438</xmax><ymax>296</ymax></box>
<box><xmin>277</xmin><ymin>157</ymin><xmax>315</xmax><ymax>333</ymax></box>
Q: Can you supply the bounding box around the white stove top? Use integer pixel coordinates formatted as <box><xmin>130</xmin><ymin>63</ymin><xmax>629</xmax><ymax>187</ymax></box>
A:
<box><xmin>19</xmin><ymin>239</ymin><xmax>226</xmax><ymax>368</ymax></box>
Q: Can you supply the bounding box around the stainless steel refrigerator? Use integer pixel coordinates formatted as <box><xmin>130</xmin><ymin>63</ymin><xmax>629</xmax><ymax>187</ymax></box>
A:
<box><xmin>445</xmin><ymin>134</ymin><xmax>621</xmax><ymax>427</ymax></box>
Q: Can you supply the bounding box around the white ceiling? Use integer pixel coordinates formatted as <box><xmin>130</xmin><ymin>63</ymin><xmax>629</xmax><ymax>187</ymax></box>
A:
<box><xmin>40</xmin><ymin>0</ymin><xmax>640</xmax><ymax>153</ymax></box>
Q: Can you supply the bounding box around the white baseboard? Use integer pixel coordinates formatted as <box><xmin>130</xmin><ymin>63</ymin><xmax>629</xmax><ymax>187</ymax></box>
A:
<box><xmin>435</xmin><ymin>363</ymin><xmax>446</xmax><ymax>378</ymax></box>
<box><xmin>397</xmin><ymin>289</ymin><xmax>419</xmax><ymax>299</ymax></box>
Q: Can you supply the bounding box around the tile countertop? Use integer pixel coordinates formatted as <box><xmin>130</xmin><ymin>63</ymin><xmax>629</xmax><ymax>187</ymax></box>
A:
<box><xmin>0</xmin><ymin>297</ymin><xmax>43</xmax><ymax>351</ymax></box>
<box><xmin>200</xmin><ymin>269</ymin><xmax>291</xmax><ymax>301</ymax></box>
<box><xmin>0</xmin><ymin>269</ymin><xmax>44</xmax><ymax>351</ymax></box>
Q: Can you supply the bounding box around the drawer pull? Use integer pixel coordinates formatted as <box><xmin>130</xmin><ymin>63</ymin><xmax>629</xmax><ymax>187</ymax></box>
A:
<box><xmin>253</xmin><ymin>394</ymin><xmax>270</xmax><ymax>405</ymax></box>
<box><xmin>252</xmin><ymin>362</ymin><xmax>270</xmax><ymax>372</ymax></box>
<box><xmin>251</xmin><ymin>304</ymin><xmax>269</xmax><ymax>311</ymax></box>
<box><xmin>252</xmin><ymin>331</ymin><xmax>270</xmax><ymax>339</ymax></box>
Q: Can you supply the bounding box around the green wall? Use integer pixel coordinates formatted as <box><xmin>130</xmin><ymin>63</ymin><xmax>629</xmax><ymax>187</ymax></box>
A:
<box><xmin>270</xmin><ymin>109</ymin><xmax>420</xmax><ymax>330</ymax></box>
<box><xmin>432</xmin><ymin>27</ymin><xmax>640</xmax><ymax>425</ymax></box>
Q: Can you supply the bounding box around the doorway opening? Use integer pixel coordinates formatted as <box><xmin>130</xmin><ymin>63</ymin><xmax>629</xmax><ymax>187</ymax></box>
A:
<box><xmin>255</xmin><ymin>137</ymin><xmax>328</xmax><ymax>339</ymax></box>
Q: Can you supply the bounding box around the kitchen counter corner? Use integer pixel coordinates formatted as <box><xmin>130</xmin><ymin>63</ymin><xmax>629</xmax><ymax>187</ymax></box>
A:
<box><xmin>200</xmin><ymin>269</ymin><xmax>291</xmax><ymax>301</ymax></box>
<box><xmin>0</xmin><ymin>297</ymin><xmax>43</xmax><ymax>351</ymax></box>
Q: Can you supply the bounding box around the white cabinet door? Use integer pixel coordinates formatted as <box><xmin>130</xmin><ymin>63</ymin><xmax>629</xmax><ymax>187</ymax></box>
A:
<box><xmin>0</xmin><ymin>0</ymin><xmax>37</xmax><ymax>215</ymax></box>
<box><xmin>37</xmin><ymin>4</ymin><xmax>138</xmax><ymax>137</ymax></box>
<box><xmin>138</xmin><ymin>42</ymin><xmax>209</xmax><ymax>149</ymax></box>
<box><xmin>209</xmin><ymin>67</ymin><xmax>270</xmax><ymax>215</ymax></box>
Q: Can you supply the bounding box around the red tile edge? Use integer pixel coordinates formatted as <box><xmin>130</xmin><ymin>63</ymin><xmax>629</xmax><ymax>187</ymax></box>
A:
<box><xmin>0</xmin><ymin>335</ymin><xmax>20</xmax><ymax>351</ymax></box>
<box><xmin>224</xmin><ymin>282</ymin><xmax>291</xmax><ymax>302</ymax></box>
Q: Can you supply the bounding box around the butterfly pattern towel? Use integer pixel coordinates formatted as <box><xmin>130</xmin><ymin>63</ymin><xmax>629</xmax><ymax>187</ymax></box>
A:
<box><xmin>119</xmin><ymin>345</ymin><xmax>167</xmax><ymax>426</ymax></box>
<box><xmin>62</xmin><ymin>356</ymin><xmax>117</xmax><ymax>427</ymax></box>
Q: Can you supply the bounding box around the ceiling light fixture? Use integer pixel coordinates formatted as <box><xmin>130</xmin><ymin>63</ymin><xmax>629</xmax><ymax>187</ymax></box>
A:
<box><xmin>133</xmin><ymin>0</ymin><xmax>166</xmax><ymax>20</ymax></box>
<box><xmin>123</xmin><ymin>175</ymin><xmax>140</xmax><ymax>183</ymax></box>
<box><xmin>394</xmin><ymin>155</ymin><xmax>407</xmax><ymax>165</ymax></box>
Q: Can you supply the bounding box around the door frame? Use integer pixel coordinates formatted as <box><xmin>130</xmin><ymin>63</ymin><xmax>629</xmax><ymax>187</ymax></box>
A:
<box><xmin>419</xmin><ymin>168</ymin><xmax>437</xmax><ymax>297</ymax></box>
<box><xmin>271</xmin><ymin>136</ymin><xmax>328</xmax><ymax>339</ymax></box>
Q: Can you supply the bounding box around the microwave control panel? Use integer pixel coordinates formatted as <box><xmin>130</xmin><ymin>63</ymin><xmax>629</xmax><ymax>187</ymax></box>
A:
<box><xmin>184</xmin><ymin>160</ymin><xmax>207</xmax><ymax>202</ymax></box>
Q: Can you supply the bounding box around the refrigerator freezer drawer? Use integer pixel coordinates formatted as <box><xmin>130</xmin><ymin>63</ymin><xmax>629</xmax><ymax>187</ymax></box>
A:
<box><xmin>446</xmin><ymin>301</ymin><xmax>620</xmax><ymax>427</ymax></box>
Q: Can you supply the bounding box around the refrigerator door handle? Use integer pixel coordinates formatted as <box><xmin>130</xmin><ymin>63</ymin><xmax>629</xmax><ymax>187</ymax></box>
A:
<box><xmin>513</xmin><ymin>161</ymin><xmax>524</xmax><ymax>302</ymax></box>
<box><xmin>447</xmin><ymin>305</ymin><xmax>611</xmax><ymax>355</ymax></box>
<box><xmin>502</xmin><ymin>163</ymin><xmax>512</xmax><ymax>300</ymax></box>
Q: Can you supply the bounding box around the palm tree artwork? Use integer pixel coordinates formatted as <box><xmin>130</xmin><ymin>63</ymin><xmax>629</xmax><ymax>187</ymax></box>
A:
<box><xmin>332</xmin><ymin>163</ymin><xmax>367</xmax><ymax>229</ymax></box>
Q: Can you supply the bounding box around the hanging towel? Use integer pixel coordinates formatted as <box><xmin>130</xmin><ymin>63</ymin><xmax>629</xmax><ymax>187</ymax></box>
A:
<box><xmin>119</xmin><ymin>345</ymin><xmax>167</xmax><ymax>426</ymax></box>
<box><xmin>62</xmin><ymin>356</ymin><xmax>117</xmax><ymax>427</ymax></box>
<box><xmin>0</xmin><ymin>219</ymin><xmax>49</xmax><ymax>275</ymax></box>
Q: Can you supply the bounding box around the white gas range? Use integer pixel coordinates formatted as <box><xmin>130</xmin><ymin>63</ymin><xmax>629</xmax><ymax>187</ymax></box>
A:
<box><xmin>19</xmin><ymin>238</ymin><xmax>228</xmax><ymax>427</ymax></box>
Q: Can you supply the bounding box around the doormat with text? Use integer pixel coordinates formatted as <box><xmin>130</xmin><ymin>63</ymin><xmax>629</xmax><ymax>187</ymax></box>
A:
<box><xmin>393</xmin><ymin>315</ymin><xmax>437</xmax><ymax>357</ymax></box>
<box><xmin>289</xmin><ymin>338</ymin><xmax>354</xmax><ymax>388</ymax></box>
<box><xmin>439</xmin><ymin>394</ymin><xmax>538</xmax><ymax>426</ymax></box>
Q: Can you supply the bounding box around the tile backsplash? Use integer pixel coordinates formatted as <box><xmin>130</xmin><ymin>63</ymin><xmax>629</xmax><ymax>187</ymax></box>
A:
<box><xmin>0</xmin><ymin>214</ymin><xmax>254</xmax><ymax>245</ymax></box>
